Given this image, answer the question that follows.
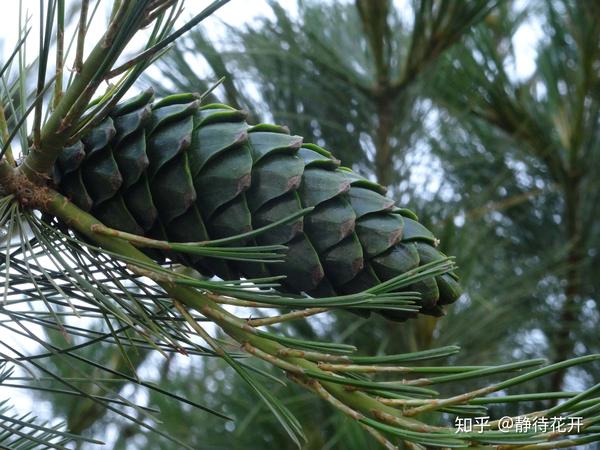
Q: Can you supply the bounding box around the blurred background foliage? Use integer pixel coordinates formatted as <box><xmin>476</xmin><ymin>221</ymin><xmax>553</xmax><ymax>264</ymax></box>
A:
<box><xmin>34</xmin><ymin>0</ymin><xmax>600</xmax><ymax>448</ymax></box>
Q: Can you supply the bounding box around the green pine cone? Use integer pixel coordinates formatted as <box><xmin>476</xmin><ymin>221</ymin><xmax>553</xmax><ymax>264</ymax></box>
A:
<box><xmin>53</xmin><ymin>90</ymin><xmax>461</xmax><ymax>321</ymax></box>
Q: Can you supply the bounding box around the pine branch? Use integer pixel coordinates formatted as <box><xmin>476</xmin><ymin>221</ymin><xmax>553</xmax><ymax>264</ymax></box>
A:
<box><xmin>29</xmin><ymin>185</ymin><xmax>600</xmax><ymax>449</ymax></box>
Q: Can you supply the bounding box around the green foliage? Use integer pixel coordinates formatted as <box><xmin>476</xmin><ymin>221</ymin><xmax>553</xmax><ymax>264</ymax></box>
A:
<box><xmin>147</xmin><ymin>0</ymin><xmax>494</xmax><ymax>187</ymax></box>
<box><xmin>1</xmin><ymin>1</ymin><xmax>599</xmax><ymax>449</ymax></box>
<box><xmin>137</xmin><ymin>0</ymin><xmax>600</xmax><ymax>446</ymax></box>
<box><xmin>428</xmin><ymin>0</ymin><xmax>600</xmax><ymax>389</ymax></box>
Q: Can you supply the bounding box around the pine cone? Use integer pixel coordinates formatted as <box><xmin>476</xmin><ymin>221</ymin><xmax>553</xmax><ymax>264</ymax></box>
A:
<box><xmin>53</xmin><ymin>90</ymin><xmax>461</xmax><ymax>321</ymax></box>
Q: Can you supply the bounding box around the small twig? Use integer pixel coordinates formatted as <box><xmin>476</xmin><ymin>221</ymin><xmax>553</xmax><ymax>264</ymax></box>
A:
<box><xmin>91</xmin><ymin>221</ymin><xmax>287</xmax><ymax>251</ymax></box>
<box><xmin>103</xmin><ymin>1</ymin><xmax>130</xmax><ymax>48</ymax></box>
<box><xmin>277</xmin><ymin>348</ymin><xmax>353</xmax><ymax>364</ymax></box>
<box><xmin>91</xmin><ymin>223</ymin><xmax>170</xmax><ymax>249</ymax></box>
<box><xmin>91</xmin><ymin>222</ymin><xmax>285</xmax><ymax>263</ymax></box>
<box><xmin>196</xmin><ymin>302</ymin><xmax>259</xmax><ymax>337</ymax></box>
<box><xmin>74</xmin><ymin>0</ymin><xmax>89</xmax><ymax>73</ymax></box>
<box><xmin>126</xmin><ymin>263</ymin><xmax>177</xmax><ymax>285</ymax></box>
<box><xmin>289</xmin><ymin>373</ymin><xmax>363</xmax><ymax>420</ymax></box>
<box><xmin>247</xmin><ymin>307</ymin><xmax>330</xmax><ymax>327</ymax></box>
<box><xmin>0</xmin><ymin>106</ymin><xmax>15</xmax><ymax>167</ymax></box>
<box><xmin>243</xmin><ymin>342</ymin><xmax>303</xmax><ymax>374</ymax></box>
<box><xmin>371</xmin><ymin>409</ymin><xmax>445</xmax><ymax>433</ymax></box>
<box><xmin>375</xmin><ymin>397</ymin><xmax>429</xmax><ymax>407</ymax></box>
<box><xmin>141</xmin><ymin>0</ymin><xmax>179</xmax><ymax>27</ymax></box>
<box><xmin>319</xmin><ymin>363</ymin><xmax>423</xmax><ymax>374</ymax></box>
<box><xmin>403</xmin><ymin>384</ymin><xmax>495</xmax><ymax>416</ymax></box>
<box><xmin>362</xmin><ymin>424</ymin><xmax>399</xmax><ymax>450</ymax></box>
<box><xmin>289</xmin><ymin>374</ymin><xmax>398</xmax><ymax>450</ymax></box>
<box><xmin>206</xmin><ymin>293</ymin><xmax>274</xmax><ymax>308</ymax></box>
<box><xmin>174</xmin><ymin>300</ymin><xmax>225</xmax><ymax>357</ymax></box>
<box><xmin>53</xmin><ymin>0</ymin><xmax>65</xmax><ymax>110</ymax></box>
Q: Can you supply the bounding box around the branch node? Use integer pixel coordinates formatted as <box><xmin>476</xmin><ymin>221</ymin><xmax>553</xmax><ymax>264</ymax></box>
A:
<box><xmin>1</xmin><ymin>169</ymin><xmax>52</xmax><ymax>209</ymax></box>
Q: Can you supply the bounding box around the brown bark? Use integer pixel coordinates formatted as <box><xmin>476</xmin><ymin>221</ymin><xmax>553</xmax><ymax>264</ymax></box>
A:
<box><xmin>374</xmin><ymin>93</ymin><xmax>394</xmax><ymax>187</ymax></box>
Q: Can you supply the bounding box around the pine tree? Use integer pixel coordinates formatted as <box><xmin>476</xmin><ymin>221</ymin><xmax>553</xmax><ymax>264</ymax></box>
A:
<box><xmin>429</xmin><ymin>0</ymin><xmax>600</xmax><ymax>393</ymax></box>
<box><xmin>0</xmin><ymin>1</ymin><xmax>599</xmax><ymax>449</ymax></box>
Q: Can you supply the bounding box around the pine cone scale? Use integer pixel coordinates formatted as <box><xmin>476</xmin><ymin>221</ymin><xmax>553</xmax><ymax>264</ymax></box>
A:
<box><xmin>53</xmin><ymin>93</ymin><xmax>462</xmax><ymax>321</ymax></box>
